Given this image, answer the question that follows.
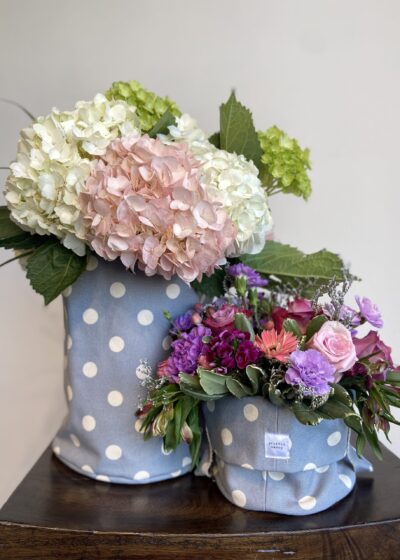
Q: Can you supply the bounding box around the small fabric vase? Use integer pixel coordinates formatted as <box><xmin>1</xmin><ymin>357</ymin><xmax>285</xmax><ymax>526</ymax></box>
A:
<box><xmin>199</xmin><ymin>396</ymin><xmax>372</xmax><ymax>515</ymax></box>
<box><xmin>53</xmin><ymin>257</ymin><xmax>198</xmax><ymax>484</ymax></box>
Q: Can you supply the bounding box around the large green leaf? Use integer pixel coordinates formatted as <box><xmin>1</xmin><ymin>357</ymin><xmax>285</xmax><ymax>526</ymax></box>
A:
<box><xmin>226</xmin><ymin>377</ymin><xmax>252</xmax><ymax>398</ymax></box>
<box><xmin>0</xmin><ymin>232</ymin><xmax>46</xmax><ymax>250</ymax></box>
<box><xmin>219</xmin><ymin>92</ymin><xmax>262</xmax><ymax>167</ymax></box>
<box><xmin>198</xmin><ymin>369</ymin><xmax>229</xmax><ymax>396</ymax></box>
<box><xmin>242</xmin><ymin>241</ymin><xmax>349</xmax><ymax>283</ymax></box>
<box><xmin>192</xmin><ymin>268</ymin><xmax>225</xmax><ymax>298</ymax></box>
<box><xmin>292</xmin><ymin>402</ymin><xmax>322</xmax><ymax>425</ymax></box>
<box><xmin>0</xmin><ymin>206</ymin><xmax>26</xmax><ymax>239</ymax></box>
<box><xmin>26</xmin><ymin>239</ymin><xmax>87</xmax><ymax>304</ymax></box>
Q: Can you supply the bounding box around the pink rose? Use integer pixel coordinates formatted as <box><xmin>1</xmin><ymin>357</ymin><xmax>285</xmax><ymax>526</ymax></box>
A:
<box><xmin>203</xmin><ymin>304</ymin><xmax>236</xmax><ymax>333</ymax></box>
<box><xmin>308</xmin><ymin>321</ymin><xmax>357</xmax><ymax>381</ymax></box>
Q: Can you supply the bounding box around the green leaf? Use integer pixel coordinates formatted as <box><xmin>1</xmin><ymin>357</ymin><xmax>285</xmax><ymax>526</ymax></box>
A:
<box><xmin>234</xmin><ymin>312</ymin><xmax>255</xmax><ymax>340</ymax></box>
<box><xmin>282</xmin><ymin>318</ymin><xmax>302</xmax><ymax>340</ymax></box>
<box><xmin>147</xmin><ymin>110</ymin><xmax>176</xmax><ymax>138</ymax></box>
<box><xmin>385</xmin><ymin>370</ymin><xmax>400</xmax><ymax>386</ymax></box>
<box><xmin>356</xmin><ymin>432</ymin><xmax>366</xmax><ymax>457</ymax></box>
<box><xmin>305</xmin><ymin>315</ymin><xmax>328</xmax><ymax>341</ymax></box>
<box><xmin>245</xmin><ymin>365</ymin><xmax>263</xmax><ymax>394</ymax></box>
<box><xmin>292</xmin><ymin>402</ymin><xmax>322</xmax><ymax>425</ymax></box>
<box><xmin>269</xmin><ymin>386</ymin><xmax>285</xmax><ymax>407</ymax></box>
<box><xmin>331</xmin><ymin>383</ymin><xmax>353</xmax><ymax>407</ymax></box>
<box><xmin>226</xmin><ymin>377</ymin><xmax>252</xmax><ymax>398</ymax></box>
<box><xmin>208</xmin><ymin>132</ymin><xmax>220</xmax><ymax>148</ymax></box>
<box><xmin>0</xmin><ymin>232</ymin><xmax>46</xmax><ymax>250</ymax></box>
<box><xmin>187</xmin><ymin>405</ymin><xmax>202</xmax><ymax>466</ymax></box>
<box><xmin>179</xmin><ymin>381</ymin><xmax>218</xmax><ymax>401</ymax></box>
<box><xmin>362</xmin><ymin>423</ymin><xmax>383</xmax><ymax>461</ymax></box>
<box><xmin>192</xmin><ymin>268</ymin><xmax>225</xmax><ymax>298</ymax></box>
<box><xmin>26</xmin><ymin>239</ymin><xmax>87</xmax><ymax>305</ymax></box>
<box><xmin>198</xmin><ymin>369</ymin><xmax>228</xmax><ymax>396</ymax></box>
<box><xmin>0</xmin><ymin>206</ymin><xmax>26</xmax><ymax>239</ymax></box>
<box><xmin>219</xmin><ymin>91</ymin><xmax>262</xmax><ymax>167</ymax></box>
<box><xmin>344</xmin><ymin>414</ymin><xmax>363</xmax><ymax>434</ymax></box>
<box><xmin>318</xmin><ymin>399</ymin><xmax>353</xmax><ymax>419</ymax></box>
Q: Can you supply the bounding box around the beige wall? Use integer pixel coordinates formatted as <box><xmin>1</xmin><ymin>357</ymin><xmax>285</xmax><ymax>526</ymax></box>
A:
<box><xmin>1</xmin><ymin>0</ymin><xmax>399</xmax><ymax>506</ymax></box>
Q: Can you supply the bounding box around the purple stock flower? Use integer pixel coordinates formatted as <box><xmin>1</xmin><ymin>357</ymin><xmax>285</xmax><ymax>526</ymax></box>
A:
<box><xmin>285</xmin><ymin>349</ymin><xmax>336</xmax><ymax>396</ymax></box>
<box><xmin>158</xmin><ymin>325</ymin><xmax>211</xmax><ymax>382</ymax></box>
<box><xmin>171</xmin><ymin>311</ymin><xmax>194</xmax><ymax>333</ymax></box>
<box><xmin>355</xmin><ymin>296</ymin><xmax>383</xmax><ymax>329</ymax></box>
<box><xmin>226</xmin><ymin>263</ymin><xmax>268</xmax><ymax>288</ymax></box>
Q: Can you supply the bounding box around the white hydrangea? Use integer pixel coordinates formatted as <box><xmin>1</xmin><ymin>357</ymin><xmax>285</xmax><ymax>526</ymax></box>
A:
<box><xmin>5</xmin><ymin>94</ymin><xmax>140</xmax><ymax>255</ymax></box>
<box><xmin>162</xmin><ymin>114</ymin><xmax>273</xmax><ymax>255</ymax></box>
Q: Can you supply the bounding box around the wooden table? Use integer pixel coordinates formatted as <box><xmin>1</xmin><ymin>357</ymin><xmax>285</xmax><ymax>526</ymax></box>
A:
<box><xmin>0</xmin><ymin>446</ymin><xmax>399</xmax><ymax>559</ymax></box>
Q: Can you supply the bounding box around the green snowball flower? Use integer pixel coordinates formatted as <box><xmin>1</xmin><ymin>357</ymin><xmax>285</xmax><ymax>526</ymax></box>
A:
<box><xmin>105</xmin><ymin>80</ymin><xmax>181</xmax><ymax>132</ymax></box>
<box><xmin>258</xmin><ymin>126</ymin><xmax>312</xmax><ymax>200</ymax></box>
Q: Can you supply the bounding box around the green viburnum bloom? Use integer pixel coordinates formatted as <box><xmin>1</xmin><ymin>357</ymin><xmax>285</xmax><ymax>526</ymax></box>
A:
<box><xmin>258</xmin><ymin>126</ymin><xmax>312</xmax><ymax>200</ymax></box>
<box><xmin>105</xmin><ymin>80</ymin><xmax>181</xmax><ymax>132</ymax></box>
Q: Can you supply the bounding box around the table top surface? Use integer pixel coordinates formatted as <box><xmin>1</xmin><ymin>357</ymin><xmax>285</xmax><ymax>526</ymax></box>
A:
<box><xmin>1</xmin><ymin>444</ymin><xmax>400</xmax><ymax>536</ymax></box>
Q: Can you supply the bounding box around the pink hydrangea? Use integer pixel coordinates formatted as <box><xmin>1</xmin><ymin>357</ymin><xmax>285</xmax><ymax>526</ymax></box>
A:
<box><xmin>79</xmin><ymin>134</ymin><xmax>236</xmax><ymax>282</ymax></box>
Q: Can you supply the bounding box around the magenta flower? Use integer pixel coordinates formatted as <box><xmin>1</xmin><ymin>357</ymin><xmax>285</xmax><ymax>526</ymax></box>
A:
<box><xmin>202</xmin><ymin>329</ymin><xmax>262</xmax><ymax>373</ymax></box>
<box><xmin>355</xmin><ymin>296</ymin><xmax>383</xmax><ymax>329</ymax></box>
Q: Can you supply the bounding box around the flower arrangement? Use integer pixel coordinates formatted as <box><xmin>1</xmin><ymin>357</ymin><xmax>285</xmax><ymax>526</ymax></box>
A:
<box><xmin>0</xmin><ymin>81</ymin><xmax>318</xmax><ymax>303</ymax></box>
<box><xmin>137</xmin><ymin>265</ymin><xmax>400</xmax><ymax>464</ymax></box>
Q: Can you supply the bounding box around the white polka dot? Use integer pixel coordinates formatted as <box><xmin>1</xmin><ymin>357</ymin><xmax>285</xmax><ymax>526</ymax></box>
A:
<box><xmin>86</xmin><ymin>256</ymin><xmax>98</xmax><ymax>271</ymax></box>
<box><xmin>162</xmin><ymin>335</ymin><xmax>172</xmax><ymax>351</ymax></box>
<box><xmin>105</xmin><ymin>445</ymin><xmax>122</xmax><ymax>460</ymax></box>
<box><xmin>134</xmin><ymin>418</ymin><xmax>144</xmax><ymax>433</ymax></box>
<box><xmin>206</xmin><ymin>401</ymin><xmax>215</xmax><ymax>412</ymax></box>
<box><xmin>221</xmin><ymin>428</ymin><xmax>233</xmax><ymax>446</ymax></box>
<box><xmin>182</xmin><ymin>457</ymin><xmax>192</xmax><ymax>468</ymax></box>
<box><xmin>83</xmin><ymin>362</ymin><xmax>97</xmax><ymax>378</ymax></box>
<box><xmin>134</xmin><ymin>470</ymin><xmax>150</xmax><ymax>481</ymax></box>
<box><xmin>339</xmin><ymin>474</ymin><xmax>352</xmax><ymax>489</ymax></box>
<box><xmin>231</xmin><ymin>489</ymin><xmax>247</xmax><ymax>508</ymax></box>
<box><xmin>171</xmin><ymin>470</ymin><xmax>181</xmax><ymax>478</ymax></box>
<box><xmin>327</xmin><ymin>431</ymin><xmax>342</xmax><ymax>446</ymax></box>
<box><xmin>70</xmin><ymin>434</ymin><xmax>80</xmax><ymax>447</ymax></box>
<box><xmin>110</xmin><ymin>282</ymin><xmax>126</xmax><ymax>298</ymax></box>
<box><xmin>66</xmin><ymin>385</ymin><xmax>73</xmax><ymax>401</ymax></box>
<box><xmin>107</xmin><ymin>390</ymin><xmax>123</xmax><ymax>407</ymax></box>
<box><xmin>298</xmin><ymin>495</ymin><xmax>317</xmax><ymax>510</ymax></box>
<box><xmin>303</xmin><ymin>463</ymin><xmax>316</xmax><ymax>471</ymax></box>
<box><xmin>137</xmin><ymin>309</ymin><xmax>154</xmax><ymax>326</ymax></box>
<box><xmin>82</xmin><ymin>415</ymin><xmax>96</xmax><ymax>432</ymax></box>
<box><xmin>243</xmin><ymin>403</ymin><xmax>259</xmax><ymax>422</ymax></box>
<box><xmin>83</xmin><ymin>308</ymin><xmax>98</xmax><ymax>325</ymax></box>
<box><xmin>268</xmin><ymin>471</ymin><xmax>285</xmax><ymax>481</ymax></box>
<box><xmin>81</xmin><ymin>465</ymin><xmax>94</xmax><ymax>474</ymax></box>
<box><xmin>67</xmin><ymin>335</ymin><xmax>73</xmax><ymax>350</ymax></box>
<box><xmin>241</xmin><ymin>463</ymin><xmax>254</xmax><ymax>470</ymax></box>
<box><xmin>53</xmin><ymin>446</ymin><xmax>60</xmax><ymax>456</ymax></box>
<box><xmin>316</xmin><ymin>465</ymin><xmax>330</xmax><ymax>474</ymax></box>
<box><xmin>109</xmin><ymin>336</ymin><xmax>125</xmax><ymax>352</ymax></box>
<box><xmin>161</xmin><ymin>442</ymin><xmax>173</xmax><ymax>455</ymax></box>
<box><xmin>166</xmin><ymin>283</ymin><xmax>181</xmax><ymax>299</ymax></box>
<box><xmin>96</xmin><ymin>474</ymin><xmax>110</xmax><ymax>482</ymax></box>
<box><xmin>201</xmin><ymin>461</ymin><xmax>211</xmax><ymax>475</ymax></box>
<box><xmin>63</xmin><ymin>286</ymin><xmax>72</xmax><ymax>297</ymax></box>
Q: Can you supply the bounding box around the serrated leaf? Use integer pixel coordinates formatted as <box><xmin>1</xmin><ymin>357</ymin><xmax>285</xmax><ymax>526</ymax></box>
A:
<box><xmin>148</xmin><ymin>110</ymin><xmax>176</xmax><ymax>138</ymax></box>
<box><xmin>282</xmin><ymin>318</ymin><xmax>302</xmax><ymax>340</ymax></box>
<box><xmin>234</xmin><ymin>312</ymin><xmax>255</xmax><ymax>340</ymax></box>
<box><xmin>0</xmin><ymin>206</ymin><xmax>26</xmax><ymax>239</ymax></box>
<box><xmin>226</xmin><ymin>377</ymin><xmax>252</xmax><ymax>398</ymax></box>
<box><xmin>0</xmin><ymin>232</ymin><xmax>46</xmax><ymax>250</ymax></box>
<box><xmin>292</xmin><ymin>402</ymin><xmax>322</xmax><ymax>425</ymax></box>
<box><xmin>208</xmin><ymin>132</ymin><xmax>220</xmax><ymax>148</ymax></box>
<box><xmin>192</xmin><ymin>268</ymin><xmax>225</xmax><ymax>298</ymax></box>
<box><xmin>26</xmin><ymin>239</ymin><xmax>87</xmax><ymax>304</ymax></box>
<box><xmin>242</xmin><ymin>241</ymin><xmax>350</xmax><ymax>285</ymax></box>
<box><xmin>198</xmin><ymin>369</ymin><xmax>228</xmax><ymax>396</ymax></box>
<box><xmin>305</xmin><ymin>315</ymin><xmax>328</xmax><ymax>341</ymax></box>
<box><xmin>220</xmin><ymin>91</ymin><xmax>262</xmax><ymax>167</ymax></box>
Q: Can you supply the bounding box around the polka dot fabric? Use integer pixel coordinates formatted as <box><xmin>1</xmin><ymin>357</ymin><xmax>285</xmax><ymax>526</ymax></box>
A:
<box><xmin>200</xmin><ymin>396</ymin><xmax>373</xmax><ymax>515</ymax></box>
<box><xmin>53</xmin><ymin>258</ymin><xmax>198</xmax><ymax>484</ymax></box>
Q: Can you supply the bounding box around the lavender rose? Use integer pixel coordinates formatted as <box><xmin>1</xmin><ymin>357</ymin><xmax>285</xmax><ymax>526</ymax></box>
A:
<box><xmin>355</xmin><ymin>296</ymin><xmax>383</xmax><ymax>329</ymax></box>
<box><xmin>308</xmin><ymin>321</ymin><xmax>357</xmax><ymax>380</ymax></box>
<box><xmin>285</xmin><ymin>349</ymin><xmax>335</xmax><ymax>396</ymax></box>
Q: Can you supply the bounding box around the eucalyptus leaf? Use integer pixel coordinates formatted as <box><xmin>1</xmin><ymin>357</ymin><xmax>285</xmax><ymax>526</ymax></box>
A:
<box><xmin>219</xmin><ymin>91</ymin><xmax>262</xmax><ymax>167</ymax></box>
<box><xmin>25</xmin><ymin>239</ymin><xmax>87</xmax><ymax>305</ymax></box>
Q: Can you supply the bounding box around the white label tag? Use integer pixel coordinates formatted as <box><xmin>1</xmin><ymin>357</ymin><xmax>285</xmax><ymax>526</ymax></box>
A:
<box><xmin>265</xmin><ymin>432</ymin><xmax>291</xmax><ymax>460</ymax></box>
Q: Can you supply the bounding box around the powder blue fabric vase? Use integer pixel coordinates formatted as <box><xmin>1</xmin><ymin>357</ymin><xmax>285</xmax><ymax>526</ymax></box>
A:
<box><xmin>52</xmin><ymin>256</ymin><xmax>198</xmax><ymax>484</ymax></box>
<box><xmin>199</xmin><ymin>396</ymin><xmax>372</xmax><ymax>515</ymax></box>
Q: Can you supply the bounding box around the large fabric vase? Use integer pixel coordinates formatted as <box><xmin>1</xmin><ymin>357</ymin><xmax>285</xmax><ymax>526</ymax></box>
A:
<box><xmin>52</xmin><ymin>256</ymin><xmax>198</xmax><ymax>484</ymax></box>
<box><xmin>199</xmin><ymin>396</ymin><xmax>373</xmax><ymax>515</ymax></box>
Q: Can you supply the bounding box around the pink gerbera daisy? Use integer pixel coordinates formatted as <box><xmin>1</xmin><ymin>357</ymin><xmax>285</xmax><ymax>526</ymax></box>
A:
<box><xmin>254</xmin><ymin>328</ymin><xmax>298</xmax><ymax>363</ymax></box>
